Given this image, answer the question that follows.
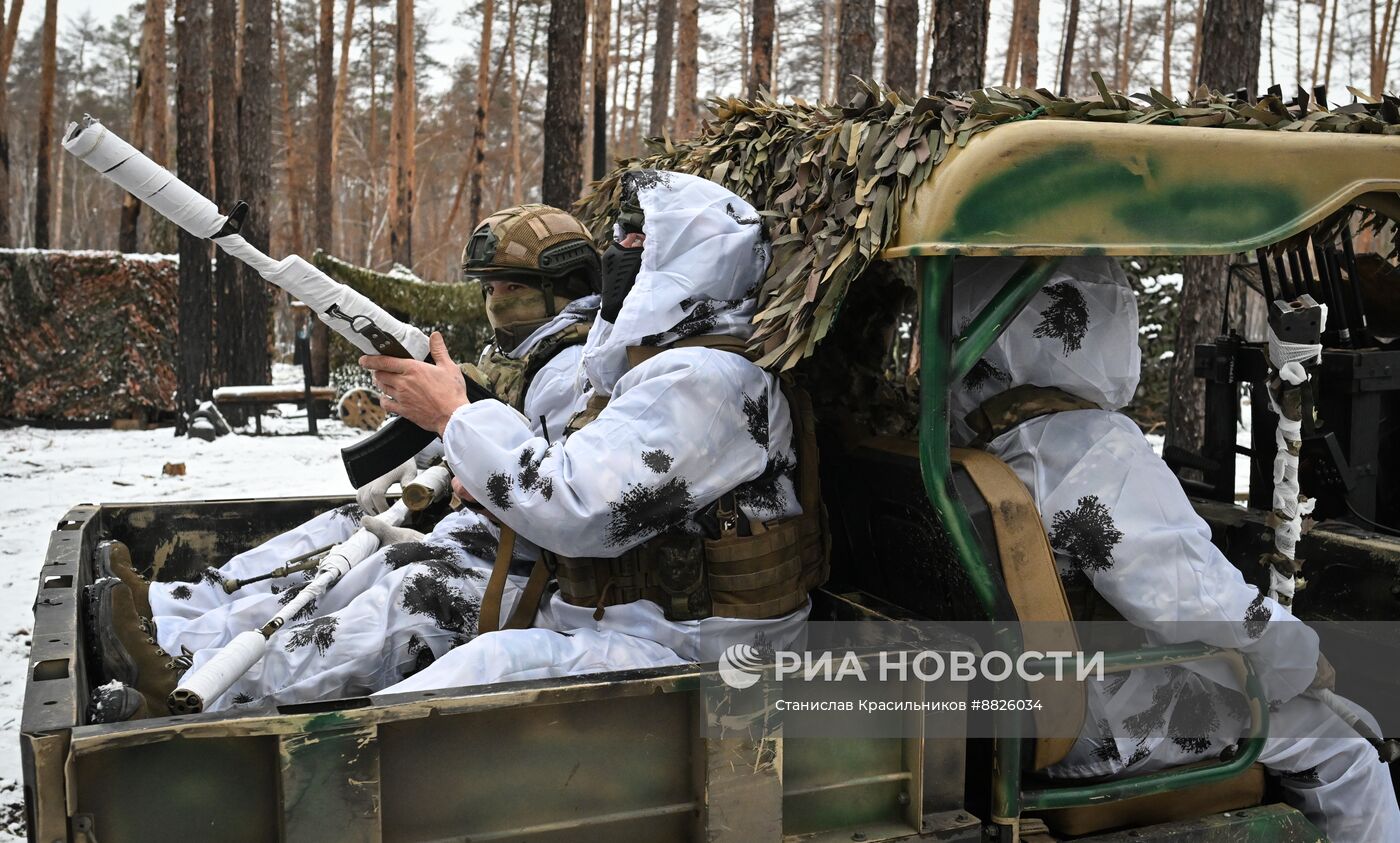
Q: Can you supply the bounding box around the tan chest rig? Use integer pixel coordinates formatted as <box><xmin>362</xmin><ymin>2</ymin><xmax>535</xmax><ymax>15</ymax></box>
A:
<box><xmin>551</xmin><ymin>337</ymin><xmax>830</xmax><ymax>622</ymax></box>
<box><xmin>464</xmin><ymin>321</ymin><xmax>592</xmax><ymax>416</ymax></box>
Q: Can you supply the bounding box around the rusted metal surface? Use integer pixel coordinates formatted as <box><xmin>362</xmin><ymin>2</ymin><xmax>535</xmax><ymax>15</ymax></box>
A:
<box><xmin>278</xmin><ymin>720</ymin><xmax>381</xmax><ymax>842</ymax></box>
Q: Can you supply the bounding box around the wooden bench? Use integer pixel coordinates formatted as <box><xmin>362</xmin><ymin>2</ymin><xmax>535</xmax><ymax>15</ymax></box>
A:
<box><xmin>212</xmin><ymin>384</ymin><xmax>338</xmax><ymax>434</ymax></box>
<box><xmin>212</xmin><ymin>303</ymin><xmax>335</xmax><ymax>435</ymax></box>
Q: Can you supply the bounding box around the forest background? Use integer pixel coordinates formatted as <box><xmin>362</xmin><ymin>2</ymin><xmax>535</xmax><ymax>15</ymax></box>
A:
<box><xmin>0</xmin><ymin>0</ymin><xmax>1395</xmax><ymax>439</ymax></box>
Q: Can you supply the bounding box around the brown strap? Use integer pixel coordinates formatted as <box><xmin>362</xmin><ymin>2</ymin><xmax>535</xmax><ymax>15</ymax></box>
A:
<box><xmin>965</xmin><ymin>385</ymin><xmax>1100</xmax><ymax>446</ymax></box>
<box><xmin>953</xmin><ymin>447</ymin><xmax>1083</xmax><ymax>771</ymax></box>
<box><xmin>502</xmin><ymin>559</ymin><xmax>551</xmax><ymax>630</ymax></box>
<box><xmin>477</xmin><ymin>526</ymin><xmax>518</xmax><ymax>635</ymax></box>
<box><xmin>624</xmin><ymin>334</ymin><xmax>761</xmax><ymax>369</ymax></box>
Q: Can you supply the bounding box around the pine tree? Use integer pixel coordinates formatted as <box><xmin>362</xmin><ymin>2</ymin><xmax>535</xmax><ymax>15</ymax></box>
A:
<box><xmin>835</xmin><ymin>0</ymin><xmax>873</xmax><ymax>102</ymax></box>
<box><xmin>651</xmin><ymin>0</ymin><xmax>677</xmax><ymax>132</ymax></box>
<box><xmin>591</xmin><ymin>0</ymin><xmax>612</xmax><ymax>179</ymax></box>
<box><xmin>673</xmin><ymin>0</ymin><xmax>699</xmax><ymax>136</ymax></box>
<box><xmin>543</xmin><ymin>0</ymin><xmax>586</xmax><ymax>206</ymax></box>
<box><xmin>1167</xmin><ymin>0</ymin><xmax>1265</xmax><ymax>455</ymax></box>
<box><xmin>239</xmin><ymin>0</ymin><xmax>274</xmax><ymax>388</ymax></box>
<box><xmin>0</xmin><ymin>0</ymin><xmax>24</xmax><ymax>247</ymax></box>
<box><xmin>211</xmin><ymin>0</ymin><xmax>242</xmax><ymax>399</ymax></box>
<box><xmin>884</xmin><ymin>0</ymin><xmax>918</xmax><ymax>94</ymax></box>
<box><xmin>175</xmin><ymin>0</ymin><xmax>214</xmax><ymax>433</ymax></box>
<box><xmin>390</xmin><ymin>0</ymin><xmax>415</xmax><ymax>267</ymax></box>
<box><xmin>929</xmin><ymin>0</ymin><xmax>987</xmax><ymax>91</ymax></box>
<box><xmin>749</xmin><ymin>0</ymin><xmax>773</xmax><ymax>97</ymax></box>
<box><xmin>315</xmin><ymin>0</ymin><xmax>336</xmax><ymax>252</ymax></box>
<box><xmin>33</xmin><ymin>0</ymin><xmax>58</xmax><ymax>248</ymax></box>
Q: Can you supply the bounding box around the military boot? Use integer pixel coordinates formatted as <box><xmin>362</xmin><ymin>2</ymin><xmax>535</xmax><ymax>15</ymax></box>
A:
<box><xmin>87</xmin><ymin>578</ymin><xmax>183</xmax><ymax>720</ymax></box>
<box><xmin>94</xmin><ymin>540</ymin><xmax>151</xmax><ymax>619</ymax></box>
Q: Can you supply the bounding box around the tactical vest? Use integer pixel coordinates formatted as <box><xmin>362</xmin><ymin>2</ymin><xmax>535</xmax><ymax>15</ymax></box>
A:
<box><xmin>464</xmin><ymin>321</ymin><xmax>592</xmax><ymax>414</ymax></box>
<box><xmin>550</xmin><ymin>336</ymin><xmax>830</xmax><ymax>622</ymax></box>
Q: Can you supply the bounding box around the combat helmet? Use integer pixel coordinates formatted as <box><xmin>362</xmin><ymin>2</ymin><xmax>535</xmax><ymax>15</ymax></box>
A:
<box><xmin>463</xmin><ymin>205</ymin><xmax>600</xmax><ymax>298</ymax></box>
<box><xmin>463</xmin><ymin>204</ymin><xmax>601</xmax><ymax>351</ymax></box>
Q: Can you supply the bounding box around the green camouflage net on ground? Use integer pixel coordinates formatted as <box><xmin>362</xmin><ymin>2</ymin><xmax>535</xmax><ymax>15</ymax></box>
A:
<box><xmin>575</xmin><ymin>76</ymin><xmax>1400</xmax><ymax>371</ymax></box>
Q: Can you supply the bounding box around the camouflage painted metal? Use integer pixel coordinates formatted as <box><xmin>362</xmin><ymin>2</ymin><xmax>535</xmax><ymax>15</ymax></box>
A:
<box><xmin>885</xmin><ymin>120</ymin><xmax>1400</xmax><ymax>258</ymax></box>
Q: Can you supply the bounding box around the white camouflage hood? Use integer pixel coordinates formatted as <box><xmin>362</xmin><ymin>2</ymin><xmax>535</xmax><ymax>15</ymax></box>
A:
<box><xmin>581</xmin><ymin>171</ymin><xmax>770</xmax><ymax>395</ymax></box>
<box><xmin>951</xmin><ymin>257</ymin><xmax>1141</xmax><ymax>443</ymax></box>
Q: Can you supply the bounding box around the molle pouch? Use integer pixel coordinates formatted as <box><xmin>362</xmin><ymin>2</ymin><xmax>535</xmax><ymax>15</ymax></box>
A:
<box><xmin>647</xmin><ymin>532</ymin><xmax>713</xmax><ymax>621</ymax></box>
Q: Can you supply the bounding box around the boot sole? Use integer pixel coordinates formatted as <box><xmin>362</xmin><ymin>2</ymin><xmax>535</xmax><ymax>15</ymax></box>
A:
<box><xmin>85</xmin><ymin>578</ymin><xmax>139</xmax><ymax>688</ymax></box>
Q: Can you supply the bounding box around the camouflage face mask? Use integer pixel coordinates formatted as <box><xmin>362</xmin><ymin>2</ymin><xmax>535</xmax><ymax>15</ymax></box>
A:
<box><xmin>485</xmin><ymin>283</ymin><xmax>571</xmax><ymax>352</ymax></box>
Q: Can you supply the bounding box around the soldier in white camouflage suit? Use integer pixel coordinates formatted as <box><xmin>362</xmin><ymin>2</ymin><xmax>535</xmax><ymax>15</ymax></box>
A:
<box><xmin>950</xmin><ymin>256</ymin><xmax>1399</xmax><ymax>843</ymax></box>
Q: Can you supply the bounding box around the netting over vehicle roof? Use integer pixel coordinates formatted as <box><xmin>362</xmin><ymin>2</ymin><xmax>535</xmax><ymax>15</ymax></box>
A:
<box><xmin>575</xmin><ymin>76</ymin><xmax>1400</xmax><ymax>371</ymax></box>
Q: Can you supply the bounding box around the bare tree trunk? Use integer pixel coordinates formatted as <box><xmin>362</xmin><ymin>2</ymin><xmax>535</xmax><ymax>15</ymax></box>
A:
<box><xmin>120</xmin><ymin>0</ymin><xmax>163</xmax><ymax>252</ymax></box>
<box><xmin>1310</xmin><ymin>0</ymin><xmax>1326</xmax><ymax>85</ymax></box>
<box><xmin>443</xmin><ymin>0</ymin><xmax>519</xmax><ymax>236</ymax></box>
<box><xmin>626</xmin><ymin>0</ymin><xmax>652</xmax><ymax>151</ymax></box>
<box><xmin>1120</xmin><ymin>0</ymin><xmax>1133</xmax><ymax>89</ymax></box>
<box><xmin>511</xmin><ymin>3</ymin><xmax>542</xmax><ymax>203</ymax></box>
<box><xmin>315</xmin><ymin>0</ymin><xmax>335</xmax><ymax>252</ymax></box>
<box><xmin>176</xmin><ymin>0</ymin><xmax>214</xmax><ymax>433</ymax></box>
<box><xmin>836</xmin><ymin>0</ymin><xmax>874</xmax><ymax>101</ymax></box>
<box><xmin>820</xmin><ymin>0</ymin><xmax>834</xmax><ymax>97</ymax></box>
<box><xmin>928</xmin><ymin>0</ymin><xmax>987</xmax><ymax>91</ymax></box>
<box><xmin>241</xmin><ymin>0</ymin><xmax>274</xmax><ymax>387</ymax></box>
<box><xmin>1323</xmin><ymin>0</ymin><xmax>1339</xmax><ymax>86</ymax></box>
<box><xmin>0</xmin><ymin>0</ymin><xmax>25</xmax><ymax>247</ymax></box>
<box><xmin>1018</xmin><ymin>0</ymin><xmax>1039</xmax><ymax>86</ymax></box>
<box><xmin>609</xmin><ymin>0</ymin><xmax>627</xmax><ymax>143</ymax></box>
<box><xmin>1059</xmin><ymin>0</ymin><xmax>1080</xmax><ymax>94</ymax></box>
<box><xmin>147</xmin><ymin>0</ymin><xmax>172</xmax><ymax>252</ymax></box>
<box><xmin>1189</xmin><ymin>0</ymin><xmax>1206</xmax><ymax>90</ymax></box>
<box><xmin>1167</xmin><ymin>0</ymin><xmax>1264</xmax><ymax>453</ymax></box>
<box><xmin>651</xmin><ymin>0</ymin><xmax>677</xmax><ymax>129</ymax></box>
<box><xmin>469</xmin><ymin>0</ymin><xmax>497</xmax><ymax>225</ymax></box>
<box><xmin>917</xmin><ymin>0</ymin><xmax>934</xmax><ymax>91</ymax></box>
<box><xmin>593</xmin><ymin>0</ymin><xmax>612</xmax><ymax>176</ymax></box>
<box><xmin>749</xmin><ymin>0</ymin><xmax>773</xmax><ymax>97</ymax></box>
<box><xmin>673</xmin><ymin>0</ymin><xmax>699</xmax><ymax>134</ymax></box>
<box><xmin>332</xmin><ymin>0</ymin><xmax>356</xmax><ymax>179</ymax></box>
<box><xmin>1003</xmin><ymin>0</ymin><xmax>1023</xmax><ymax>85</ymax></box>
<box><xmin>119</xmin><ymin>67</ymin><xmax>151</xmax><ymax>251</ymax></box>
<box><xmin>275</xmin><ymin>0</ymin><xmax>304</xmax><ymax>255</ymax></box>
<box><xmin>34</xmin><ymin>0</ymin><xmax>58</xmax><ymax>248</ymax></box>
<box><xmin>884</xmin><ymin>0</ymin><xmax>918</xmax><ymax>93</ymax></box>
<box><xmin>212</xmin><ymin>0</ymin><xmax>241</xmax><ymax>393</ymax></box>
<box><xmin>1163</xmin><ymin>0</ymin><xmax>1174</xmax><ymax>95</ymax></box>
<box><xmin>390</xmin><ymin>0</ymin><xmax>415</xmax><ymax>267</ymax></box>
<box><xmin>543</xmin><ymin>0</ymin><xmax>586</xmax><ymax>206</ymax></box>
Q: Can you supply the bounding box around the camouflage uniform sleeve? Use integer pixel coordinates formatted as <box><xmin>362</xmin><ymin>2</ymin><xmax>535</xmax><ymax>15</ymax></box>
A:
<box><xmin>443</xmin><ymin>348</ymin><xmax>775</xmax><ymax>558</ymax></box>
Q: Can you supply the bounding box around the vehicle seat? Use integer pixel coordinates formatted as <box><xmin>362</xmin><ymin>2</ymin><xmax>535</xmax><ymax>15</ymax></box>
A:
<box><xmin>950</xmin><ymin>447</ymin><xmax>1266</xmax><ymax>837</ymax></box>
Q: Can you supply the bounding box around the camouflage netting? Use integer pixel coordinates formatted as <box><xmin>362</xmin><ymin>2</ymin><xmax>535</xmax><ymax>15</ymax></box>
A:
<box><xmin>0</xmin><ymin>250</ymin><xmax>179</xmax><ymax>421</ymax></box>
<box><xmin>575</xmin><ymin>76</ymin><xmax>1400</xmax><ymax>371</ymax></box>
<box><xmin>311</xmin><ymin>251</ymin><xmax>492</xmax><ymax>391</ymax></box>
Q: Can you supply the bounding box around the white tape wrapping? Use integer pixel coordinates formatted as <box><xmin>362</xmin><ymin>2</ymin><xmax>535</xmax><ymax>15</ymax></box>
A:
<box><xmin>62</xmin><ymin>120</ymin><xmax>226</xmax><ymax>239</ymax></box>
<box><xmin>63</xmin><ymin>117</ymin><xmax>430</xmax><ymax>362</ymax></box>
<box><xmin>176</xmin><ymin>630</ymin><xmax>268</xmax><ymax>707</ymax></box>
<box><xmin>403</xmin><ymin>465</ymin><xmax>452</xmax><ymax>505</ymax></box>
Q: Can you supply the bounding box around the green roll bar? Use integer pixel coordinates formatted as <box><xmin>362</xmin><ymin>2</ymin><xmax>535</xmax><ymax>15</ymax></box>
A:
<box><xmin>916</xmin><ymin>255</ymin><xmax>1269</xmax><ymax>837</ymax></box>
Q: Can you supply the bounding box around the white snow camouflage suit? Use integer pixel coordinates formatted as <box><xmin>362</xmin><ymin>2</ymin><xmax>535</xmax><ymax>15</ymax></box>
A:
<box><xmin>149</xmin><ymin>297</ymin><xmax>598</xmax><ymax>709</ymax></box>
<box><xmin>951</xmin><ymin>256</ymin><xmax>1400</xmax><ymax>843</ymax></box>
<box><xmin>379</xmin><ymin>171</ymin><xmax>812</xmax><ymax>696</ymax></box>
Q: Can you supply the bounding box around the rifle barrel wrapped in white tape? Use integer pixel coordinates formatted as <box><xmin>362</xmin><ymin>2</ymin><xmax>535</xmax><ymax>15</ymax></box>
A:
<box><xmin>62</xmin><ymin>115</ymin><xmax>429</xmax><ymax>362</ymax></box>
<box><xmin>168</xmin><ymin>470</ymin><xmax>450</xmax><ymax>713</ymax></box>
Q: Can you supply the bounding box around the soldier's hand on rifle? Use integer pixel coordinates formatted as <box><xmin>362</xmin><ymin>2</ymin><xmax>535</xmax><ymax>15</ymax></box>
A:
<box><xmin>360</xmin><ymin>332</ymin><xmax>468</xmax><ymax>435</ymax></box>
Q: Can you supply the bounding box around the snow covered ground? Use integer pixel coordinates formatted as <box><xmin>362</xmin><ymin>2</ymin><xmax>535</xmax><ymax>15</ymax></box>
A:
<box><xmin>0</xmin><ymin>375</ymin><xmax>359</xmax><ymax>839</ymax></box>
